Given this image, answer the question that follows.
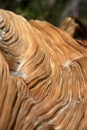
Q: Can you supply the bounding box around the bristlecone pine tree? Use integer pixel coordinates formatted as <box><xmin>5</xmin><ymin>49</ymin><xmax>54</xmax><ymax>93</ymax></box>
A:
<box><xmin>0</xmin><ymin>9</ymin><xmax>87</xmax><ymax>130</ymax></box>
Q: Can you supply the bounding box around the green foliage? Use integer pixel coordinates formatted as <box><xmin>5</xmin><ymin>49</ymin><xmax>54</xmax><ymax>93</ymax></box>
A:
<box><xmin>80</xmin><ymin>3</ymin><xmax>87</xmax><ymax>24</ymax></box>
<box><xmin>16</xmin><ymin>0</ymin><xmax>44</xmax><ymax>19</ymax></box>
<box><xmin>0</xmin><ymin>0</ymin><xmax>87</xmax><ymax>25</ymax></box>
<box><xmin>14</xmin><ymin>0</ymin><xmax>68</xmax><ymax>25</ymax></box>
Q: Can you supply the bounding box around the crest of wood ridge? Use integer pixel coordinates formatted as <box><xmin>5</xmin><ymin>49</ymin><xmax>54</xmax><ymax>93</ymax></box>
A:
<box><xmin>0</xmin><ymin>9</ymin><xmax>87</xmax><ymax>130</ymax></box>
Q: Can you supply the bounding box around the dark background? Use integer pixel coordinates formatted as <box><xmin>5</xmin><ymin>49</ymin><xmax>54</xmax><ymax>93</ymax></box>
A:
<box><xmin>0</xmin><ymin>0</ymin><xmax>87</xmax><ymax>26</ymax></box>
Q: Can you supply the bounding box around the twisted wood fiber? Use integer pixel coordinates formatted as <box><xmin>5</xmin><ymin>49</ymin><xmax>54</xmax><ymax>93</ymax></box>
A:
<box><xmin>0</xmin><ymin>9</ymin><xmax>87</xmax><ymax>130</ymax></box>
<box><xmin>60</xmin><ymin>17</ymin><xmax>87</xmax><ymax>45</ymax></box>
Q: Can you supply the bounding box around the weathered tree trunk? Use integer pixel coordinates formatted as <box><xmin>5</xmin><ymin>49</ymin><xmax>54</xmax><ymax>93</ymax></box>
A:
<box><xmin>60</xmin><ymin>0</ymin><xmax>87</xmax><ymax>23</ymax></box>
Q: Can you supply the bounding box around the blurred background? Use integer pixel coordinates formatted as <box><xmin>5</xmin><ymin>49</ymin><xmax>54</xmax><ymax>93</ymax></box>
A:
<box><xmin>0</xmin><ymin>0</ymin><xmax>87</xmax><ymax>26</ymax></box>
